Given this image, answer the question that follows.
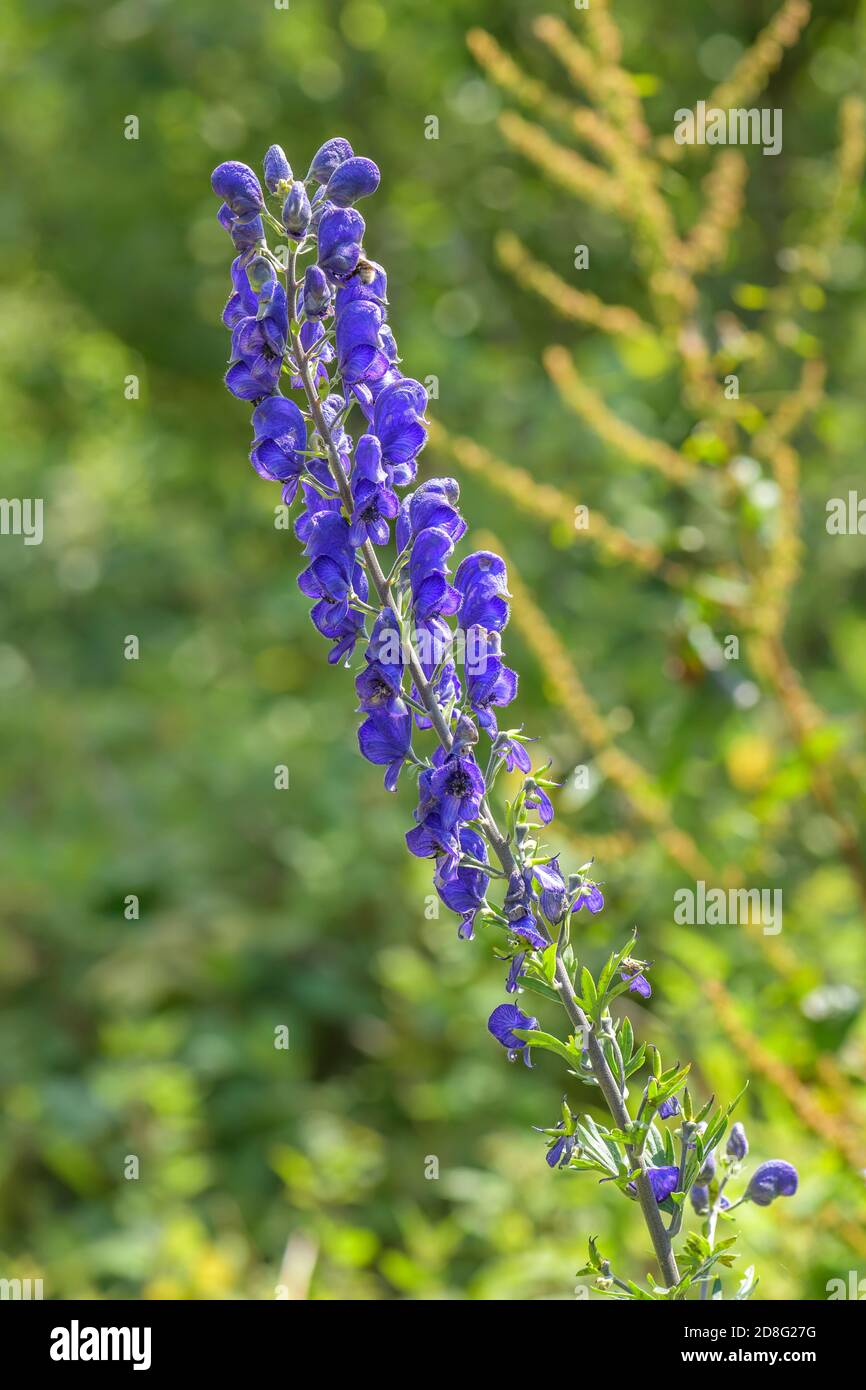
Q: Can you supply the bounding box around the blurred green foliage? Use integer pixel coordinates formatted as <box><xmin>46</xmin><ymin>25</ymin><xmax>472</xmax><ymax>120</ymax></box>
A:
<box><xmin>0</xmin><ymin>0</ymin><xmax>864</xmax><ymax>1299</ymax></box>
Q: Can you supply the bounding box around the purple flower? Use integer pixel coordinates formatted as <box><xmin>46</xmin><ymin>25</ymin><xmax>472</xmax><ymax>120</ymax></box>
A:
<box><xmin>633</xmin><ymin>1165</ymin><xmax>680</xmax><ymax>1204</ymax></box>
<box><xmin>494</xmin><ymin>734</ymin><xmax>532</xmax><ymax>774</ymax></box>
<box><xmin>396</xmin><ymin>478</ymin><xmax>466</xmax><ymax>553</ymax></box>
<box><xmin>317</xmin><ymin>206</ymin><xmax>365</xmax><ymax>280</ymax></box>
<box><xmin>225</xmin><ymin>280</ymin><xmax>288</xmax><ymax>400</ymax></box>
<box><xmin>308</xmin><ymin>136</ymin><xmax>354</xmax><ymax>184</ymax></box>
<box><xmin>620</xmin><ymin>963</ymin><xmax>651</xmax><ymax>998</ymax></box>
<box><xmin>349</xmin><ymin>478</ymin><xmax>398</xmax><ymax>547</ymax></box>
<box><xmin>248</xmin><ymin>256</ymin><xmax>277</xmax><ymax>298</ymax></box>
<box><xmin>357</xmin><ymin>705</ymin><xmax>412</xmax><ymax>791</ymax></box>
<box><xmin>372</xmin><ymin>378</ymin><xmax>428</xmax><ymax>470</ymax></box>
<box><xmin>545</xmin><ymin>1132</ymin><xmax>576</xmax><ymax>1169</ymax></box>
<box><xmin>293</xmin><ymin>482</ymin><xmax>341</xmax><ymax>544</ymax></box>
<box><xmin>487</xmin><ymin>1003</ymin><xmax>538</xmax><ymax>1064</ymax></box>
<box><xmin>263</xmin><ymin>144</ymin><xmax>292</xmax><ymax>194</ymax></box>
<box><xmin>220</xmin><ymin>209</ymin><xmax>264</xmax><ymax>252</ymax></box>
<box><xmin>355</xmin><ymin>662</ymin><xmax>402</xmax><ymax>716</ymax></box>
<box><xmin>282</xmin><ymin>181</ymin><xmax>312</xmax><ymax>239</ymax></box>
<box><xmin>222</xmin><ymin>256</ymin><xmax>258</xmax><ymax>329</ymax></box>
<box><xmin>405</xmin><ymin>812</ymin><xmax>460</xmax><ymax>874</ymax></box>
<box><xmin>303</xmin><ymin>265</ymin><xmax>331</xmax><ymax>320</ymax></box>
<box><xmin>572</xmin><ymin>879</ymin><xmax>605</xmax><ymax>914</ymax></box>
<box><xmin>524</xmin><ymin>779</ymin><xmax>555</xmax><ymax>826</ymax></box>
<box><xmin>364</xmin><ymin>605</ymin><xmax>404</xmax><ymax>679</ymax></box>
<box><xmin>249</xmin><ymin>396</ymin><xmax>307</xmax><ymax>496</ymax></box>
<box><xmin>658</xmin><ymin>1096</ymin><xmax>681</xmax><ymax>1120</ymax></box>
<box><xmin>408</xmin><ymin>527</ymin><xmax>460</xmax><ymax>622</ymax></box>
<box><xmin>428</xmin><ymin>753</ymin><xmax>486</xmax><ymax>831</ymax></box>
<box><xmin>454</xmin><ymin>551</ymin><xmax>510</xmax><ymax>633</ymax></box>
<box><xmin>297</xmin><ymin>511</ymin><xmax>367</xmax><ymax>661</ymax></box>
<box><xmin>505</xmin><ymin>950</ymin><xmax>527</xmax><ymax>993</ymax></box>
<box><xmin>326</xmin><ymin>156</ymin><xmax>381</xmax><ymax>207</ymax></box>
<box><xmin>690</xmin><ymin>1184</ymin><xmax>710</xmax><ymax>1214</ymax></box>
<box><xmin>533</xmin><ymin>857</ymin><xmax>569</xmax><ymax>925</ymax></box>
<box><xmin>437</xmin><ymin>827</ymin><xmax>489</xmax><ymax>939</ymax></box>
<box><xmin>336</xmin><ymin>301</ymin><xmax>390</xmax><ymax>386</ymax></box>
<box><xmin>727</xmin><ymin>1122</ymin><xmax>748</xmax><ymax>1161</ymax></box>
<box><xmin>503</xmin><ymin>868</ymin><xmax>547</xmax><ymax>951</ymax></box>
<box><xmin>336</xmin><ymin>260</ymin><xmax>388</xmax><ymax>316</ymax></box>
<box><xmin>697</xmin><ymin>1150</ymin><xmax>717</xmax><ymax>1184</ymax></box>
<box><xmin>211</xmin><ymin>161</ymin><xmax>264</xmax><ymax>218</ymax></box>
<box><xmin>465</xmin><ymin>628</ymin><xmax>518</xmax><ymax>737</ymax></box>
<box><xmin>510</xmin><ymin>913</ymin><xmax>548</xmax><ymax>952</ymax></box>
<box><xmin>746</xmin><ymin>1160</ymin><xmax>798</xmax><ymax>1207</ymax></box>
<box><xmin>408</xmin><ymin>617</ymin><xmax>460</xmax><ymax>731</ymax></box>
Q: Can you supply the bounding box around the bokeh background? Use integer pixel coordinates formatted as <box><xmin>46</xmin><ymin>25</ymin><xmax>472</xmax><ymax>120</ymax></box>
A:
<box><xmin>1</xmin><ymin>0</ymin><xmax>864</xmax><ymax>1300</ymax></box>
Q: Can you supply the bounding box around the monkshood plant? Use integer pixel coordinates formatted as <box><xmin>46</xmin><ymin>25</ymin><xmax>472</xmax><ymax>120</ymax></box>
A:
<box><xmin>210</xmin><ymin>139</ymin><xmax>798</xmax><ymax>1300</ymax></box>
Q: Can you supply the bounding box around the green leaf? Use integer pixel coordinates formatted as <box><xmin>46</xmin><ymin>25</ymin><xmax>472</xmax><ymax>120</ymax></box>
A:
<box><xmin>511</xmin><ymin>1029</ymin><xmax>574</xmax><ymax>1064</ymax></box>
<box><xmin>580</xmin><ymin>965</ymin><xmax>598</xmax><ymax>1015</ymax></box>
<box><xmin>516</xmin><ymin>975</ymin><xmax>562</xmax><ymax>1005</ymax></box>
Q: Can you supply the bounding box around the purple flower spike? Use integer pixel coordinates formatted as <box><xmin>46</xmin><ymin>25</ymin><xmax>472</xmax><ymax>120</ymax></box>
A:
<box><xmin>746</xmin><ymin>1160</ymin><xmax>798</xmax><ymax>1207</ymax></box>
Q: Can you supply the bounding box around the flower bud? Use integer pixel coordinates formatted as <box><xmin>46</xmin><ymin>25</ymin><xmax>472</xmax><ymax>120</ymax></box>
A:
<box><xmin>726</xmin><ymin>1122</ymin><xmax>748</xmax><ymax>1161</ymax></box>
<box><xmin>282</xmin><ymin>181</ymin><xmax>312</xmax><ymax>239</ymax></box>
<box><xmin>248</xmin><ymin>256</ymin><xmax>276</xmax><ymax>296</ymax></box>
<box><xmin>690</xmin><ymin>1184</ymin><xmax>710</xmax><ymax>1214</ymax></box>
<box><xmin>263</xmin><ymin>144</ymin><xmax>292</xmax><ymax>195</ymax></box>
<box><xmin>303</xmin><ymin>265</ymin><xmax>331</xmax><ymax>320</ymax></box>
<box><xmin>452</xmin><ymin>713</ymin><xmax>479</xmax><ymax>754</ymax></box>
<box><xmin>326</xmin><ymin>156</ymin><xmax>381</xmax><ymax>207</ymax></box>
<box><xmin>658</xmin><ymin>1096</ymin><xmax>680</xmax><ymax>1120</ymax></box>
<box><xmin>745</xmin><ymin>1159</ymin><xmax>798</xmax><ymax>1207</ymax></box>
<box><xmin>307</xmin><ymin>136</ymin><xmax>354</xmax><ymax>185</ymax></box>
<box><xmin>697</xmin><ymin>1149</ymin><xmax>716</xmax><ymax>1184</ymax></box>
<box><xmin>211</xmin><ymin>161</ymin><xmax>264</xmax><ymax>218</ymax></box>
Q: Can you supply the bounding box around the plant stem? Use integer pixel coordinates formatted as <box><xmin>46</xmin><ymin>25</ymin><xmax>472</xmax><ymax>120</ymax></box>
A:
<box><xmin>286</xmin><ymin>258</ymin><xmax>680</xmax><ymax>1292</ymax></box>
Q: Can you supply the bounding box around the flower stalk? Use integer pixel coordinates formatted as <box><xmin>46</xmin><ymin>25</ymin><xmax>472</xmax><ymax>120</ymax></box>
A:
<box><xmin>210</xmin><ymin>140</ymin><xmax>797</xmax><ymax>1299</ymax></box>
